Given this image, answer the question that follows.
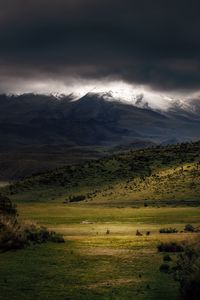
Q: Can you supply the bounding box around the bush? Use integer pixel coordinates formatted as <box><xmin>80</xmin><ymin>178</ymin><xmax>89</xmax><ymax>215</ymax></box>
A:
<box><xmin>160</xmin><ymin>263</ymin><xmax>170</xmax><ymax>273</ymax></box>
<box><xmin>0</xmin><ymin>216</ymin><xmax>27</xmax><ymax>250</ymax></box>
<box><xmin>23</xmin><ymin>222</ymin><xmax>65</xmax><ymax>244</ymax></box>
<box><xmin>0</xmin><ymin>216</ymin><xmax>64</xmax><ymax>251</ymax></box>
<box><xmin>136</xmin><ymin>230</ymin><xmax>143</xmax><ymax>236</ymax></box>
<box><xmin>0</xmin><ymin>193</ymin><xmax>64</xmax><ymax>251</ymax></box>
<box><xmin>0</xmin><ymin>194</ymin><xmax>17</xmax><ymax>215</ymax></box>
<box><xmin>180</xmin><ymin>274</ymin><xmax>200</xmax><ymax>300</ymax></box>
<box><xmin>163</xmin><ymin>254</ymin><xmax>172</xmax><ymax>262</ymax></box>
<box><xmin>159</xmin><ymin>228</ymin><xmax>178</xmax><ymax>234</ymax></box>
<box><xmin>157</xmin><ymin>242</ymin><xmax>184</xmax><ymax>253</ymax></box>
<box><xmin>184</xmin><ymin>224</ymin><xmax>195</xmax><ymax>232</ymax></box>
<box><xmin>172</xmin><ymin>240</ymin><xmax>200</xmax><ymax>300</ymax></box>
<box><xmin>68</xmin><ymin>195</ymin><xmax>86</xmax><ymax>203</ymax></box>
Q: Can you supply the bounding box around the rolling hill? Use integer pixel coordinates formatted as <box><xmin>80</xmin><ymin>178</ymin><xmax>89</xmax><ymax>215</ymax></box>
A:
<box><xmin>4</xmin><ymin>140</ymin><xmax>200</xmax><ymax>206</ymax></box>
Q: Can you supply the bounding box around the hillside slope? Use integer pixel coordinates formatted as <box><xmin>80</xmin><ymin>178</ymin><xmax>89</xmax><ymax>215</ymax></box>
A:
<box><xmin>3</xmin><ymin>141</ymin><xmax>200</xmax><ymax>206</ymax></box>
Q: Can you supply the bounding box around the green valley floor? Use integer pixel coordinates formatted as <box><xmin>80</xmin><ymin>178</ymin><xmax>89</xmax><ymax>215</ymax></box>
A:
<box><xmin>1</xmin><ymin>204</ymin><xmax>200</xmax><ymax>300</ymax></box>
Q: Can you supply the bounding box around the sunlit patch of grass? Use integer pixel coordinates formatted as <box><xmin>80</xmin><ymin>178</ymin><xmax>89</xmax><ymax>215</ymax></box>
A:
<box><xmin>0</xmin><ymin>181</ymin><xmax>9</xmax><ymax>188</ymax></box>
<box><xmin>89</xmin><ymin>162</ymin><xmax>200</xmax><ymax>205</ymax></box>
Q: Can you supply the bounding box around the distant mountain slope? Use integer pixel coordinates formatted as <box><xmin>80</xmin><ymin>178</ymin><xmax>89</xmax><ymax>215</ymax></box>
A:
<box><xmin>4</xmin><ymin>141</ymin><xmax>200</xmax><ymax>206</ymax></box>
<box><xmin>1</xmin><ymin>93</ymin><xmax>200</xmax><ymax>148</ymax></box>
<box><xmin>1</xmin><ymin>93</ymin><xmax>200</xmax><ymax>179</ymax></box>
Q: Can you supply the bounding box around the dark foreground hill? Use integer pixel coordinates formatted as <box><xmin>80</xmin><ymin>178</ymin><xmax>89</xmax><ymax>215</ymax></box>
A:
<box><xmin>4</xmin><ymin>140</ymin><xmax>200</xmax><ymax>206</ymax></box>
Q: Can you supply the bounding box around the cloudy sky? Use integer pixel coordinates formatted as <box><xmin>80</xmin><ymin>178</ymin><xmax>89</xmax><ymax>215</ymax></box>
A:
<box><xmin>1</xmin><ymin>0</ymin><xmax>200</xmax><ymax>95</ymax></box>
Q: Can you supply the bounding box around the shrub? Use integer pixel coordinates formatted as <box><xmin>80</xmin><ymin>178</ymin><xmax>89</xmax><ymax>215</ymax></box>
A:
<box><xmin>136</xmin><ymin>230</ymin><xmax>143</xmax><ymax>236</ymax></box>
<box><xmin>23</xmin><ymin>222</ymin><xmax>65</xmax><ymax>244</ymax></box>
<box><xmin>0</xmin><ymin>216</ymin><xmax>27</xmax><ymax>250</ymax></box>
<box><xmin>0</xmin><ymin>216</ymin><xmax>64</xmax><ymax>251</ymax></box>
<box><xmin>160</xmin><ymin>263</ymin><xmax>170</xmax><ymax>273</ymax></box>
<box><xmin>172</xmin><ymin>239</ymin><xmax>200</xmax><ymax>300</ymax></box>
<box><xmin>157</xmin><ymin>242</ymin><xmax>184</xmax><ymax>253</ymax></box>
<box><xmin>68</xmin><ymin>195</ymin><xmax>86</xmax><ymax>202</ymax></box>
<box><xmin>159</xmin><ymin>228</ymin><xmax>178</xmax><ymax>234</ymax></box>
<box><xmin>0</xmin><ymin>194</ymin><xmax>17</xmax><ymax>215</ymax></box>
<box><xmin>0</xmin><ymin>194</ymin><xmax>64</xmax><ymax>251</ymax></box>
<box><xmin>163</xmin><ymin>254</ymin><xmax>172</xmax><ymax>262</ymax></box>
<box><xmin>184</xmin><ymin>224</ymin><xmax>195</xmax><ymax>232</ymax></box>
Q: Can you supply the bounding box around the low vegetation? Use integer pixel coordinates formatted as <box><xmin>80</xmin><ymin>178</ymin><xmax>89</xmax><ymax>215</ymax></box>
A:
<box><xmin>160</xmin><ymin>263</ymin><xmax>170</xmax><ymax>273</ymax></box>
<box><xmin>0</xmin><ymin>217</ymin><xmax>64</xmax><ymax>251</ymax></box>
<box><xmin>159</xmin><ymin>237</ymin><xmax>200</xmax><ymax>300</ymax></box>
<box><xmin>0</xmin><ymin>193</ymin><xmax>17</xmax><ymax>215</ymax></box>
<box><xmin>159</xmin><ymin>228</ymin><xmax>178</xmax><ymax>234</ymax></box>
<box><xmin>163</xmin><ymin>254</ymin><xmax>172</xmax><ymax>262</ymax></box>
<box><xmin>173</xmin><ymin>239</ymin><xmax>200</xmax><ymax>300</ymax></box>
<box><xmin>184</xmin><ymin>224</ymin><xmax>195</xmax><ymax>232</ymax></box>
<box><xmin>157</xmin><ymin>242</ymin><xmax>184</xmax><ymax>253</ymax></box>
<box><xmin>0</xmin><ymin>194</ymin><xmax>64</xmax><ymax>251</ymax></box>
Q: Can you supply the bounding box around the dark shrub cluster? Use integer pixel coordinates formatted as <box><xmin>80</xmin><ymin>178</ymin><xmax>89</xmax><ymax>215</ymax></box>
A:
<box><xmin>157</xmin><ymin>242</ymin><xmax>184</xmax><ymax>253</ymax></box>
<box><xmin>160</xmin><ymin>263</ymin><xmax>170</xmax><ymax>273</ymax></box>
<box><xmin>160</xmin><ymin>238</ymin><xmax>200</xmax><ymax>300</ymax></box>
<box><xmin>163</xmin><ymin>254</ymin><xmax>172</xmax><ymax>262</ymax></box>
<box><xmin>172</xmin><ymin>243</ymin><xmax>200</xmax><ymax>300</ymax></box>
<box><xmin>136</xmin><ymin>230</ymin><xmax>143</xmax><ymax>236</ymax></box>
<box><xmin>159</xmin><ymin>228</ymin><xmax>178</xmax><ymax>234</ymax></box>
<box><xmin>68</xmin><ymin>194</ymin><xmax>86</xmax><ymax>202</ymax></box>
<box><xmin>23</xmin><ymin>222</ymin><xmax>65</xmax><ymax>244</ymax></box>
<box><xmin>0</xmin><ymin>194</ymin><xmax>64</xmax><ymax>251</ymax></box>
<box><xmin>0</xmin><ymin>193</ymin><xmax>17</xmax><ymax>215</ymax></box>
<box><xmin>0</xmin><ymin>216</ymin><xmax>64</xmax><ymax>251</ymax></box>
<box><xmin>184</xmin><ymin>224</ymin><xmax>195</xmax><ymax>232</ymax></box>
<box><xmin>0</xmin><ymin>216</ymin><xmax>24</xmax><ymax>250</ymax></box>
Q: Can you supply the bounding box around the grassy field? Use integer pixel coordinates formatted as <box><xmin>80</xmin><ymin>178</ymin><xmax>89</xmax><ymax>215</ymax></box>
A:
<box><xmin>5</xmin><ymin>141</ymin><xmax>200</xmax><ymax>206</ymax></box>
<box><xmin>1</xmin><ymin>203</ymin><xmax>200</xmax><ymax>300</ymax></box>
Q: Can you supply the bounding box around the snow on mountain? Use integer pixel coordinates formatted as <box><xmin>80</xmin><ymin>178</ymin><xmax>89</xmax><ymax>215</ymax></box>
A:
<box><xmin>84</xmin><ymin>90</ymin><xmax>200</xmax><ymax>115</ymax></box>
<box><xmin>69</xmin><ymin>88</ymin><xmax>196</xmax><ymax>113</ymax></box>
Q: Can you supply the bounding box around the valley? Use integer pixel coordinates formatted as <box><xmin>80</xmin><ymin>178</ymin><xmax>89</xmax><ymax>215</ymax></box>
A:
<box><xmin>1</xmin><ymin>2</ymin><xmax>200</xmax><ymax>299</ymax></box>
<box><xmin>1</xmin><ymin>140</ymin><xmax>200</xmax><ymax>299</ymax></box>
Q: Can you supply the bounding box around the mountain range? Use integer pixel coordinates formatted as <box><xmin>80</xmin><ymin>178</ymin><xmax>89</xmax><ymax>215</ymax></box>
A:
<box><xmin>1</xmin><ymin>92</ymin><xmax>200</xmax><ymax>179</ymax></box>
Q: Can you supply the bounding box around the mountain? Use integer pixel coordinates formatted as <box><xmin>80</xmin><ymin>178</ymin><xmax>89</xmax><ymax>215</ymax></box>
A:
<box><xmin>1</xmin><ymin>92</ymin><xmax>200</xmax><ymax>147</ymax></box>
<box><xmin>1</xmin><ymin>92</ymin><xmax>200</xmax><ymax>179</ymax></box>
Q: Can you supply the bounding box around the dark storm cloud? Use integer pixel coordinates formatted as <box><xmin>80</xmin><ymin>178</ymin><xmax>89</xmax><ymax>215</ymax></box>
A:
<box><xmin>1</xmin><ymin>0</ymin><xmax>200</xmax><ymax>91</ymax></box>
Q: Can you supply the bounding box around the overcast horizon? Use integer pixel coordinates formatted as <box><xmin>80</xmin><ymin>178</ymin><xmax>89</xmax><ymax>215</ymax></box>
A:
<box><xmin>1</xmin><ymin>0</ymin><xmax>200</xmax><ymax>97</ymax></box>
